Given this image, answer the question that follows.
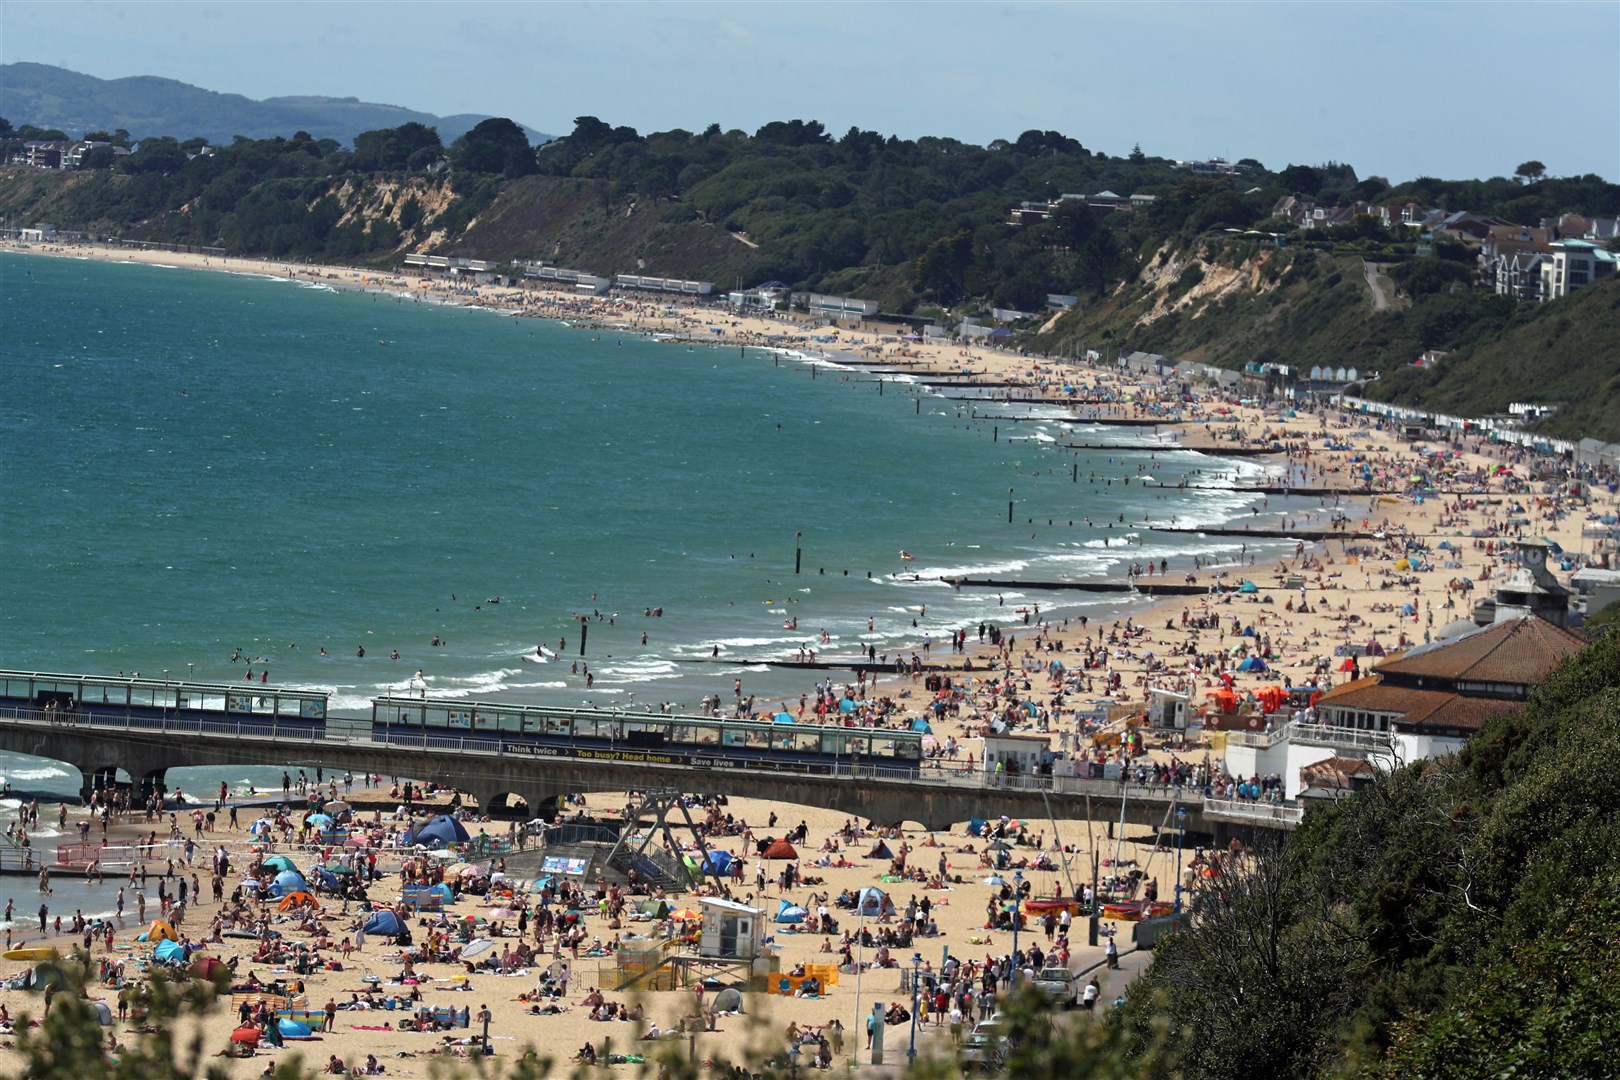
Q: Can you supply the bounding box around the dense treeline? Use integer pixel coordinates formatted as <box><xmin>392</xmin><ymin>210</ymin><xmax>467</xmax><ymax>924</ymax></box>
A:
<box><xmin>1104</xmin><ymin>623</ymin><xmax>1620</xmax><ymax>1077</ymax></box>
<box><xmin>5</xmin><ymin>112</ymin><xmax>1620</xmax><ymax>429</ymax></box>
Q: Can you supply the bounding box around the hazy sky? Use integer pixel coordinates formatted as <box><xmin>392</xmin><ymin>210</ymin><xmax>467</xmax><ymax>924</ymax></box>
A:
<box><xmin>5</xmin><ymin>0</ymin><xmax>1617</xmax><ymax>183</ymax></box>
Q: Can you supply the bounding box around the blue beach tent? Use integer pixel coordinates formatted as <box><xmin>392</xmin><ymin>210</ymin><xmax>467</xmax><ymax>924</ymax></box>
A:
<box><xmin>775</xmin><ymin>901</ymin><xmax>808</xmax><ymax>924</ymax></box>
<box><xmin>363</xmin><ymin>910</ymin><xmax>404</xmax><ymax>936</ymax></box>
<box><xmin>403</xmin><ymin>814</ymin><xmax>470</xmax><ymax>848</ymax></box>
<box><xmin>702</xmin><ymin>851</ymin><xmax>734</xmax><ymax>875</ymax></box>
<box><xmin>268</xmin><ymin>871</ymin><xmax>308</xmax><ymax>898</ymax></box>
<box><xmin>153</xmin><ymin>939</ymin><xmax>186</xmax><ymax>965</ymax></box>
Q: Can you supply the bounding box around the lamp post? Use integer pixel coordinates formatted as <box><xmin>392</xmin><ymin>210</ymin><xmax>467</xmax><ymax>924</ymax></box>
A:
<box><xmin>1010</xmin><ymin>868</ymin><xmax>1024</xmax><ymax>988</ymax></box>
<box><xmin>907</xmin><ymin>951</ymin><xmax>923</xmax><ymax>1063</ymax></box>
<box><xmin>1173</xmin><ymin>805</ymin><xmax>1188</xmax><ymax>914</ymax></box>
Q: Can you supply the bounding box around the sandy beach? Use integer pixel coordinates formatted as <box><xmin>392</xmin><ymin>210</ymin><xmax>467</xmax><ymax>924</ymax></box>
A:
<box><xmin>3</xmin><ymin>237</ymin><xmax>1614</xmax><ymax>1076</ymax></box>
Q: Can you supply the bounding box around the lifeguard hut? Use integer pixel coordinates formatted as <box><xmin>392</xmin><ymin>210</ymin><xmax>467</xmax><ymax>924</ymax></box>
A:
<box><xmin>698</xmin><ymin>897</ymin><xmax>764</xmax><ymax>961</ymax></box>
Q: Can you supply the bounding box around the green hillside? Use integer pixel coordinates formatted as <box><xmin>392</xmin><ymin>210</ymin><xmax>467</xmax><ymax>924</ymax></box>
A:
<box><xmin>2</xmin><ymin>104</ymin><xmax>1619</xmax><ymax>437</ymax></box>
<box><xmin>0</xmin><ymin>62</ymin><xmax>548</xmax><ymax>147</ymax></box>
<box><xmin>1364</xmin><ymin>276</ymin><xmax>1620</xmax><ymax>440</ymax></box>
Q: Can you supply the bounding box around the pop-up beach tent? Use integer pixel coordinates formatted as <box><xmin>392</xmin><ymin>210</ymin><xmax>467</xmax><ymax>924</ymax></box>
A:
<box><xmin>403</xmin><ymin>814</ymin><xmax>470</xmax><ymax>848</ymax></box>
<box><xmin>153</xmin><ymin>938</ymin><xmax>186</xmax><ymax>965</ymax></box>
<box><xmin>761</xmin><ymin>839</ymin><xmax>797</xmax><ymax>860</ymax></box>
<box><xmin>775</xmin><ymin>900</ymin><xmax>807</xmax><ymax>924</ymax></box>
<box><xmin>702</xmin><ymin>850</ymin><xmax>734</xmax><ymax>875</ymax></box>
<box><xmin>362</xmin><ymin>910</ymin><xmax>404</xmax><ymax>936</ymax></box>
<box><xmin>855</xmin><ymin>887</ymin><xmax>889</xmax><ymax>918</ymax></box>
<box><xmin>268</xmin><ymin>870</ymin><xmax>308</xmax><ymax>898</ymax></box>
<box><xmin>866</xmin><ymin>840</ymin><xmax>894</xmax><ymax>860</ymax></box>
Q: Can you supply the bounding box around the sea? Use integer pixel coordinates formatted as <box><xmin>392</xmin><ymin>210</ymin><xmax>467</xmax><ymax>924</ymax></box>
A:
<box><xmin>0</xmin><ymin>251</ymin><xmax>1301</xmax><ymax>915</ymax></box>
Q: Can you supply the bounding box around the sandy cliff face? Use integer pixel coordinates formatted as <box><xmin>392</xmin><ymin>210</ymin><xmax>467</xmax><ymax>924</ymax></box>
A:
<box><xmin>1133</xmin><ymin>241</ymin><xmax>1282</xmax><ymax>326</ymax></box>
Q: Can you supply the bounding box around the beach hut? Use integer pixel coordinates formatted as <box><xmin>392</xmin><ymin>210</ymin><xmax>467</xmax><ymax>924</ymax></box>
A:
<box><xmin>775</xmin><ymin>900</ymin><xmax>808</xmax><ymax>924</ymax></box>
<box><xmin>761</xmin><ymin>839</ymin><xmax>797</xmax><ymax>860</ymax></box>
<box><xmin>855</xmin><ymin>887</ymin><xmax>890</xmax><ymax>918</ymax></box>
<box><xmin>403</xmin><ymin>814</ymin><xmax>471</xmax><ymax>849</ymax></box>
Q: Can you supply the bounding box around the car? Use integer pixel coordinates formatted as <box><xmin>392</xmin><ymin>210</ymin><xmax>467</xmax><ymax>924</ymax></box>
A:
<box><xmin>958</xmin><ymin>1022</ymin><xmax>1010</xmax><ymax>1073</ymax></box>
<box><xmin>1032</xmin><ymin>966</ymin><xmax>1077</xmax><ymax>1007</ymax></box>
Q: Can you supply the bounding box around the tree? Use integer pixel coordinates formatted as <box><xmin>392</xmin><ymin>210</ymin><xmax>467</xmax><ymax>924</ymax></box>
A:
<box><xmin>75</xmin><ymin>144</ymin><xmax>119</xmax><ymax>170</ymax></box>
<box><xmin>1277</xmin><ymin>164</ymin><xmax>1323</xmax><ymax>196</ymax></box>
<box><xmin>1514</xmin><ymin>160</ymin><xmax>1546</xmax><ymax>184</ymax></box>
<box><xmin>1128</xmin><ymin>143</ymin><xmax>1146</xmax><ymax>164</ymax></box>
<box><xmin>449</xmin><ymin>117</ymin><xmax>535</xmax><ymax>179</ymax></box>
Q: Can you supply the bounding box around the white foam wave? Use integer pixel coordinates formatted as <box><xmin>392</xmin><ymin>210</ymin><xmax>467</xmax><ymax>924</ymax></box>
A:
<box><xmin>4</xmin><ymin>765</ymin><xmax>73</xmax><ymax>782</ymax></box>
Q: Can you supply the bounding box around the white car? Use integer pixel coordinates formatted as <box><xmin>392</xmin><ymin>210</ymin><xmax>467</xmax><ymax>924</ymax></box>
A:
<box><xmin>1032</xmin><ymin>967</ymin><xmax>1077</xmax><ymax>1007</ymax></box>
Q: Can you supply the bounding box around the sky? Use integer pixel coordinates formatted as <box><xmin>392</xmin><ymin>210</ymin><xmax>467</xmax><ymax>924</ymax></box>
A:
<box><xmin>4</xmin><ymin>0</ymin><xmax>1618</xmax><ymax>183</ymax></box>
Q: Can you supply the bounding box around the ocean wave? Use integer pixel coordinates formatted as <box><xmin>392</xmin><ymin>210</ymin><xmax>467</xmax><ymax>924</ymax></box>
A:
<box><xmin>3</xmin><ymin>765</ymin><xmax>74</xmax><ymax>782</ymax></box>
<box><xmin>890</xmin><ymin>557</ymin><xmax>1029</xmax><ymax>580</ymax></box>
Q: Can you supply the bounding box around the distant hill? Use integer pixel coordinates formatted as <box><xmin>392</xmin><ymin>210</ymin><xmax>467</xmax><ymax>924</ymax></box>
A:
<box><xmin>0</xmin><ymin>62</ymin><xmax>549</xmax><ymax>147</ymax></box>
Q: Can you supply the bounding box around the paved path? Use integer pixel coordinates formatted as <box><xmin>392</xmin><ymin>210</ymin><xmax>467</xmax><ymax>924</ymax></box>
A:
<box><xmin>1362</xmin><ymin>259</ymin><xmax>1391</xmax><ymax>310</ymax></box>
<box><xmin>851</xmin><ymin>939</ymin><xmax>1157</xmax><ymax>1074</ymax></box>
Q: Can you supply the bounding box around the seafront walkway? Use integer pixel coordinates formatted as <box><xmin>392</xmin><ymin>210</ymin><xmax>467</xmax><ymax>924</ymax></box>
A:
<box><xmin>0</xmin><ymin>706</ymin><xmax>1302</xmax><ymax>836</ymax></box>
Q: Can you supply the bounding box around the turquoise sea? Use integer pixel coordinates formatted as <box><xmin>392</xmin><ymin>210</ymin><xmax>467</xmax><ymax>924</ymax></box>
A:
<box><xmin>0</xmin><ymin>252</ymin><xmax>1286</xmax><ymax>799</ymax></box>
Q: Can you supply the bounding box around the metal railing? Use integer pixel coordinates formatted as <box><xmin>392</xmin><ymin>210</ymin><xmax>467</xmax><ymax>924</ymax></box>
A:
<box><xmin>1288</xmin><ymin>723</ymin><xmax>1393</xmax><ymax>753</ymax></box>
<box><xmin>1202</xmin><ymin>797</ymin><xmax>1304</xmax><ymax>826</ymax></box>
<box><xmin>0</xmin><ymin>705</ymin><xmax>337</xmax><ymax>743</ymax></box>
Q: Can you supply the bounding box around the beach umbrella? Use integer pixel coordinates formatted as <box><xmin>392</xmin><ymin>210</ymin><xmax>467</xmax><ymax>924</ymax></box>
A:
<box><xmin>460</xmin><ymin>938</ymin><xmax>495</xmax><ymax>960</ymax></box>
<box><xmin>305</xmin><ymin>813</ymin><xmax>333</xmax><ymax>828</ymax></box>
<box><xmin>486</xmin><ymin>907</ymin><xmax>517</xmax><ymax>919</ymax></box>
<box><xmin>1338</xmin><ymin>658</ymin><xmax>1358</xmax><ymax>672</ymax></box>
<box><xmin>323</xmin><ymin>800</ymin><xmax>350</xmax><ymax>814</ymax></box>
<box><xmin>982</xmin><ymin>875</ymin><xmax>1008</xmax><ymax>886</ymax></box>
<box><xmin>670</xmin><ymin>908</ymin><xmax>700</xmax><ymax>921</ymax></box>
